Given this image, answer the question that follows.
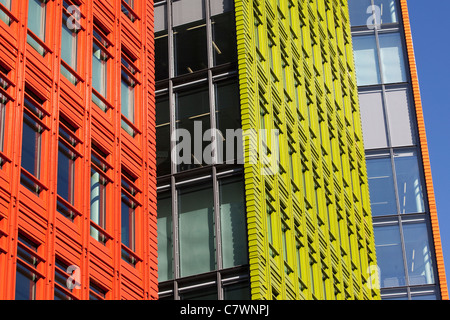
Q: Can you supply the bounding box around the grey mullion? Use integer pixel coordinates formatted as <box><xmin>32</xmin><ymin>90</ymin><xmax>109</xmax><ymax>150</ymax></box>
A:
<box><xmin>172</xmin><ymin>175</ymin><xmax>181</xmax><ymax>300</ymax></box>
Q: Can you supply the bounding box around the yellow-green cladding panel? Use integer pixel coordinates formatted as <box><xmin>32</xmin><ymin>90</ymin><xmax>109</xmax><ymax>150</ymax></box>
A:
<box><xmin>234</xmin><ymin>0</ymin><xmax>380</xmax><ymax>300</ymax></box>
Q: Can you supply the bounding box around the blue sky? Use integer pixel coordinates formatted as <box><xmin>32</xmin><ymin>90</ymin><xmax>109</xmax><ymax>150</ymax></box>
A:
<box><xmin>408</xmin><ymin>1</ymin><xmax>450</xmax><ymax>289</ymax></box>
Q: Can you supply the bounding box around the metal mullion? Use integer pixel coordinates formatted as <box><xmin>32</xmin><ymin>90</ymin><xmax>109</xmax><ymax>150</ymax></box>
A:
<box><xmin>205</xmin><ymin>0</ymin><xmax>224</xmax><ymax>299</ymax></box>
<box><xmin>213</xmin><ymin>166</ymin><xmax>223</xmax><ymax>298</ymax></box>
<box><xmin>162</xmin><ymin>0</ymin><xmax>179</xmax><ymax>300</ymax></box>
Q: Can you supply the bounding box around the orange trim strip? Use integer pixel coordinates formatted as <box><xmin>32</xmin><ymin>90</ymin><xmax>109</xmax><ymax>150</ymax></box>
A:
<box><xmin>400</xmin><ymin>0</ymin><xmax>449</xmax><ymax>300</ymax></box>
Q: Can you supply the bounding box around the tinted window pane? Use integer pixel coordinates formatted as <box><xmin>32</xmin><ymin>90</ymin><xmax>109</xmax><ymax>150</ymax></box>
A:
<box><xmin>121</xmin><ymin>194</ymin><xmax>135</xmax><ymax>250</ymax></box>
<box><xmin>379</xmin><ymin>33</ymin><xmax>407</xmax><ymax>84</ymax></box>
<box><xmin>57</xmin><ymin>142</ymin><xmax>75</xmax><ymax>203</ymax></box>
<box><xmin>348</xmin><ymin>0</ymin><xmax>372</xmax><ymax>27</ymax></box>
<box><xmin>175</xmin><ymin>86</ymin><xmax>210</xmax><ymax>171</ymax></box>
<box><xmin>358</xmin><ymin>90</ymin><xmax>388</xmax><ymax>149</ymax></box>
<box><xmin>0</xmin><ymin>0</ymin><xmax>12</xmax><ymax>25</ymax></box>
<box><xmin>155</xmin><ymin>33</ymin><xmax>169</xmax><ymax>81</ymax></box>
<box><xmin>210</xmin><ymin>0</ymin><xmax>233</xmax><ymax>16</ymax></box>
<box><xmin>156</xmin><ymin>96</ymin><xmax>171</xmax><ymax>176</ymax></box>
<box><xmin>21</xmin><ymin>113</ymin><xmax>41</xmax><ymax>177</ymax></box>
<box><xmin>385</xmin><ymin>87</ymin><xmax>415</xmax><ymax>147</ymax></box>
<box><xmin>28</xmin><ymin>0</ymin><xmax>46</xmax><ymax>39</ymax></box>
<box><xmin>403</xmin><ymin>223</ymin><xmax>435</xmax><ymax>285</ymax></box>
<box><xmin>180</xmin><ymin>286</ymin><xmax>218</xmax><ymax>300</ymax></box>
<box><xmin>353</xmin><ymin>35</ymin><xmax>381</xmax><ymax>86</ymax></box>
<box><xmin>375</xmin><ymin>0</ymin><xmax>398</xmax><ymax>24</ymax></box>
<box><xmin>61</xmin><ymin>15</ymin><xmax>77</xmax><ymax>69</ymax></box>
<box><xmin>394</xmin><ymin>151</ymin><xmax>425</xmax><ymax>214</ymax></box>
<box><xmin>223</xmin><ymin>282</ymin><xmax>251</xmax><ymax>300</ymax></box>
<box><xmin>366</xmin><ymin>157</ymin><xmax>397</xmax><ymax>216</ymax></box>
<box><xmin>215</xmin><ymin>80</ymin><xmax>241</xmax><ymax>163</ymax></box>
<box><xmin>374</xmin><ymin>224</ymin><xmax>406</xmax><ymax>288</ymax></box>
<box><xmin>178</xmin><ymin>183</ymin><xmax>215</xmax><ymax>277</ymax></box>
<box><xmin>172</xmin><ymin>0</ymin><xmax>205</xmax><ymax>27</ymax></box>
<box><xmin>92</xmin><ymin>43</ymin><xmax>108</xmax><ymax>97</ymax></box>
<box><xmin>219</xmin><ymin>177</ymin><xmax>247</xmax><ymax>269</ymax></box>
<box><xmin>212</xmin><ymin>12</ymin><xmax>237</xmax><ymax>66</ymax></box>
<box><xmin>15</xmin><ymin>263</ymin><xmax>36</xmax><ymax>300</ymax></box>
<box><xmin>154</xmin><ymin>3</ymin><xmax>167</xmax><ymax>32</ymax></box>
<box><xmin>174</xmin><ymin>21</ymin><xmax>207</xmax><ymax>76</ymax></box>
<box><xmin>157</xmin><ymin>192</ymin><xmax>173</xmax><ymax>282</ymax></box>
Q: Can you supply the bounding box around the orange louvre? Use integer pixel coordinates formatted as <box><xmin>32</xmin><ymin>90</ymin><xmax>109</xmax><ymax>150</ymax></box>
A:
<box><xmin>400</xmin><ymin>0</ymin><xmax>448</xmax><ymax>300</ymax></box>
<box><xmin>0</xmin><ymin>0</ymin><xmax>157</xmax><ymax>300</ymax></box>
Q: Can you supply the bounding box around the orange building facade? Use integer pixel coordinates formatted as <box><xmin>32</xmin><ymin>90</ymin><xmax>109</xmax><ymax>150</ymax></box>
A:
<box><xmin>0</xmin><ymin>0</ymin><xmax>157</xmax><ymax>299</ymax></box>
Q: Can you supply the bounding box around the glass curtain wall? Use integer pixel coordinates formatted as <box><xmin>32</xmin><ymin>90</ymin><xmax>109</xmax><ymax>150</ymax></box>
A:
<box><xmin>348</xmin><ymin>0</ymin><xmax>440</xmax><ymax>300</ymax></box>
<box><xmin>154</xmin><ymin>0</ymin><xmax>249</xmax><ymax>300</ymax></box>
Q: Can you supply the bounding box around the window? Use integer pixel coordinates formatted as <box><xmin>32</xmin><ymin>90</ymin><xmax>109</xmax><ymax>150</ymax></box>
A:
<box><xmin>157</xmin><ymin>191</ymin><xmax>173</xmax><ymax>282</ymax></box>
<box><xmin>61</xmin><ymin>1</ymin><xmax>81</xmax><ymax>84</ymax></box>
<box><xmin>223</xmin><ymin>281</ymin><xmax>251</xmax><ymax>300</ymax></box>
<box><xmin>215</xmin><ymin>79</ymin><xmax>241</xmax><ymax>164</ymax></box>
<box><xmin>121</xmin><ymin>169</ymin><xmax>141</xmax><ymax>266</ymax></box>
<box><xmin>348</xmin><ymin>0</ymin><xmax>398</xmax><ymax>27</ymax></box>
<box><xmin>374</xmin><ymin>0</ymin><xmax>399</xmax><ymax>24</ymax></box>
<box><xmin>403</xmin><ymin>222</ymin><xmax>435</xmax><ymax>286</ymax></box>
<box><xmin>178</xmin><ymin>182</ymin><xmax>215</xmax><ymax>277</ymax></box>
<box><xmin>92</xmin><ymin>24</ymin><xmax>111</xmax><ymax>111</ymax></box>
<box><xmin>155</xmin><ymin>31</ymin><xmax>169</xmax><ymax>81</ymax></box>
<box><xmin>15</xmin><ymin>234</ymin><xmax>43</xmax><ymax>300</ymax></box>
<box><xmin>154</xmin><ymin>2</ymin><xmax>168</xmax><ymax>81</ymax></box>
<box><xmin>394</xmin><ymin>150</ymin><xmax>425</xmax><ymax>214</ymax></box>
<box><xmin>121</xmin><ymin>52</ymin><xmax>139</xmax><ymax>137</ymax></box>
<box><xmin>366</xmin><ymin>156</ymin><xmax>397</xmax><ymax>216</ymax></box>
<box><xmin>219</xmin><ymin>177</ymin><xmax>247</xmax><ymax>269</ymax></box>
<box><xmin>353</xmin><ymin>35</ymin><xmax>381</xmax><ymax>86</ymax></box>
<box><xmin>0</xmin><ymin>67</ymin><xmax>11</xmax><ymax>167</ymax></box>
<box><xmin>175</xmin><ymin>85</ymin><xmax>210</xmax><ymax>171</ymax></box>
<box><xmin>54</xmin><ymin>258</ymin><xmax>78</xmax><ymax>300</ymax></box>
<box><xmin>378</xmin><ymin>32</ymin><xmax>407</xmax><ymax>84</ymax></box>
<box><xmin>156</xmin><ymin>95</ymin><xmax>171</xmax><ymax>176</ymax></box>
<box><xmin>0</xmin><ymin>0</ymin><xmax>12</xmax><ymax>26</ymax></box>
<box><xmin>27</xmin><ymin>0</ymin><xmax>47</xmax><ymax>55</ymax></box>
<box><xmin>173</xmin><ymin>2</ymin><xmax>207</xmax><ymax>77</ymax></box>
<box><xmin>366</xmin><ymin>150</ymin><xmax>425</xmax><ymax>217</ymax></box>
<box><xmin>374</xmin><ymin>224</ymin><xmax>405</xmax><ymax>288</ymax></box>
<box><xmin>57</xmin><ymin>118</ymin><xmax>80</xmax><ymax>221</ymax></box>
<box><xmin>348</xmin><ymin>0</ymin><xmax>372</xmax><ymax>27</ymax></box>
<box><xmin>359</xmin><ymin>86</ymin><xmax>415</xmax><ymax>150</ymax></box>
<box><xmin>90</xmin><ymin>144</ymin><xmax>111</xmax><ymax>244</ymax></box>
<box><xmin>179</xmin><ymin>285</ymin><xmax>218</xmax><ymax>300</ymax></box>
<box><xmin>353</xmin><ymin>32</ymin><xmax>406</xmax><ymax>86</ymax></box>
<box><xmin>89</xmin><ymin>280</ymin><xmax>107</xmax><ymax>300</ymax></box>
<box><xmin>211</xmin><ymin>10</ymin><xmax>237</xmax><ymax>66</ymax></box>
<box><xmin>20</xmin><ymin>89</ymin><xmax>48</xmax><ymax>196</ymax></box>
<box><xmin>121</xmin><ymin>0</ymin><xmax>137</xmax><ymax>22</ymax></box>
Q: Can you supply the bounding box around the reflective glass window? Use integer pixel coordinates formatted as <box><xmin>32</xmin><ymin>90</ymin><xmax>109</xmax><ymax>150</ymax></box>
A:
<box><xmin>219</xmin><ymin>177</ymin><xmax>247</xmax><ymax>269</ymax></box>
<box><xmin>348</xmin><ymin>0</ymin><xmax>372</xmax><ymax>27</ymax></box>
<box><xmin>157</xmin><ymin>192</ymin><xmax>173</xmax><ymax>282</ymax></box>
<box><xmin>374</xmin><ymin>224</ymin><xmax>406</xmax><ymax>288</ymax></box>
<box><xmin>175</xmin><ymin>85</ymin><xmax>210</xmax><ymax>171</ymax></box>
<box><xmin>215</xmin><ymin>80</ymin><xmax>241</xmax><ymax>163</ymax></box>
<box><xmin>178</xmin><ymin>183</ymin><xmax>216</xmax><ymax>277</ymax></box>
<box><xmin>353</xmin><ymin>35</ymin><xmax>381</xmax><ymax>86</ymax></box>
<box><xmin>212</xmin><ymin>11</ymin><xmax>237</xmax><ymax>66</ymax></box>
<box><xmin>379</xmin><ymin>33</ymin><xmax>407</xmax><ymax>84</ymax></box>
<box><xmin>366</xmin><ymin>157</ymin><xmax>397</xmax><ymax>216</ymax></box>
<box><xmin>403</xmin><ymin>223</ymin><xmax>435</xmax><ymax>285</ymax></box>
<box><xmin>394</xmin><ymin>150</ymin><xmax>425</xmax><ymax>214</ymax></box>
<box><xmin>156</xmin><ymin>95</ymin><xmax>171</xmax><ymax>176</ymax></box>
<box><xmin>174</xmin><ymin>21</ymin><xmax>207</xmax><ymax>76</ymax></box>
